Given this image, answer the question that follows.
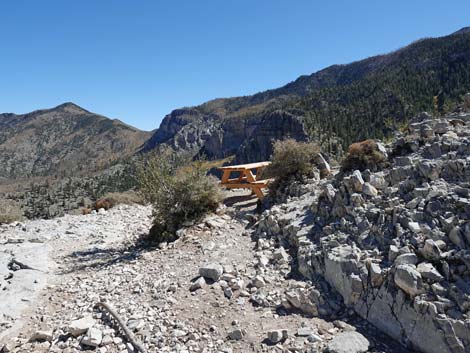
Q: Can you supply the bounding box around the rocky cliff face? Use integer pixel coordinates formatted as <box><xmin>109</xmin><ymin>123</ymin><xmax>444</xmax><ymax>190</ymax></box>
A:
<box><xmin>142</xmin><ymin>108</ymin><xmax>220</xmax><ymax>152</ymax></box>
<box><xmin>144</xmin><ymin>108</ymin><xmax>309</xmax><ymax>163</ymax></box>
<box><xmin>256</xmin><ymin>111</ymin><xmax>470</xmax><ymax>353</ymax></box>
<box><xmin>235</xmin><ymin>111</ymin><xmax>309</xmax><ymax>163</ymax></box>
<box><xmin>0</xmin><ymin>103</ymin><xmax>151</xmax><ymax>180</ymax></box>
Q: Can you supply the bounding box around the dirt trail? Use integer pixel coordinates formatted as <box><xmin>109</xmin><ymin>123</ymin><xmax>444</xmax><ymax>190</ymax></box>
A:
<box><xmin>1</xmin><ymin>191</ymin><xmax>410</xmax><ymax>352</ymax></box>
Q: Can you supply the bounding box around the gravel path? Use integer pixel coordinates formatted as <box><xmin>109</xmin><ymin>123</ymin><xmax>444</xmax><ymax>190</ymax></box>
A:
<box><xmin>1</xmin><ymin>192</ymin><xmax>411</xmax><ymax>352</ymax></box>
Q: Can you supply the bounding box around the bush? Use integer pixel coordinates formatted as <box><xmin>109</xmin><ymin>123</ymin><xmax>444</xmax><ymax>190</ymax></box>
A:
<box><xmin>341</xmin><ymin>139</ymin><xmax>387</xmax><ymax>172</ymax></box>
<box><xmin>0</xmin><ymin>199</ymin><xmax>23</xmax><ymax>224</ymax></box>
<box><xmin>264</xmin><ymin>139</ymin><xmax>320</xmax><ymax>192</ymax></box>
<box><xmin>100</xmin><ymin>191</ymin><xmax>144</xmax><ymax>206</ymax></box>
<box><xmin>94</xmin><ymin>198</ymin><xmax>115</xmax><ymax>211</ymax></box>
<box><xmin>137</xmin><ymin>149</ymin><xmax>222</xmax><ymax>243</ymax></box>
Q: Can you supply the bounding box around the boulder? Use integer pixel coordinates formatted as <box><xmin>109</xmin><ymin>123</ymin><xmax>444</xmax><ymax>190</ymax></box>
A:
<box><xmin>420</xmin><ymin>239</ymin><xmax>441</xmax><ymax>261</ymax></box>
<box><xmin>434</xmin><ymin>120</ymin><xmax>450</xmax><ymax>134</ymax></box>
<box><xmin>368</xmin><ymin>263</ymin><xmax>384</xmax><ymax>287</ymax></box>
<box><xmin>362</xmin><ymin>182</ymin><xmax>378</xmax><ymax>196</ymax></box>
<box><xmin>326</xmin><ymin>331</ymin><xmax>370</xmax><ymax>353</ymax></box>
<box><xmin>314</xmin><ymin>153</ymin><xmax>331</xmax><ymax>178</ymax></box>
<box><xmin>369</xmin><ymin>173</ymin><xmax>388</xmax><ymax>189</ymax></box>
<box><xmin>408</xmin><ymin>222</ymin><xmax>421</xmax><ymax>233</ymax></box>
<box><xmin>449</xmin><ymin>227</ymin><xmax>465</xmax><ymax>249</ymax></box>
<box><xmin>417</xmin><ymin>262</ymin><xmax>444</xmax><ymax>282</ymax></box>
<box><xmin>418</xmin><ymin>160</ymin><xmax>440</xmax><ymax>180</ymax></box>
<box><xmin>344</xmin><ymin>171</ymin><xmax>364</xmax><ymax>193</ymax></box>
<box><xmin>394</xmin><ymin>264</ymin><xmax>424</xmax><ymax>297</ymax></box>
<box><xmin>394</xmin><ymin>253</ymin><xmax>418</xmax><ymax>265</ymax></box>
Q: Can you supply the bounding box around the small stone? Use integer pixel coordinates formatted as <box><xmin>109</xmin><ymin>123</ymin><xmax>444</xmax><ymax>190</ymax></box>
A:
<box><xmin>369</xmin><ymin>173</ymin><xmax>388</xmax><ymax>189</ymax></box>
<box><xmin>190</xmin><ymin>276</ymin><xmax>206</xmax><ymax>291</ymax></box>
<box><xmin>362</xmin><ymin>182</ymin><xmax>378</xmax><ymax>197</ymax></box>
<box><xmin>258</xmin><ymin>255</ymin><xmax>270</xmax><ymax>267</ymax></box>
<box><xmin>69</xmin><ymin>316</ymin><xmax>95</xmax><ymax>336</ymax></box>
<box><xmin>350</xmin><ymin>170</ymin><xmax>364</xmax><ymax>192</ymax></box>
<box><xmin>251</xmin><ymin>275</ymin><xmax>265</xmax><ymax>288</ymax></box>
<box><xmin>228</xmin><ymin>329</ymin><xmax>244</xmax><ymax>341</ymax></box>
<box><xmin>29</xmin><ymin>330</ymin><xmax>53</xmax><ymax>342</ymax></box>
<box><xmin>368</xmin><ymin>263</ymin><xmax>383</xmax><ymax>287</ymax></box>
<box><xmin>81</xmin><ymin>327</ymin><xmax>103</xmax><ymax>347</ymax></box>
<box><xmin>199</xmin><ymin>263</ymin><xmax>224</xmax><ymax>281</ymax></box>
<box><xmin>224</xmin><ymin>287</ymin><xmax>233</xmax><ymax>299</ymax></box>
<box><xmin>267</xmin><ymin>329</ymin><xmax>288</xmax><ymax>344</ymax></box>
<box><xmin>408</xmin><ymin>222</ymin><xmax>421</xmax><ymax>233</ymax></box>
<box><xmin>272</xmin><ymin>247</ymin><xmax>289</xmax><ymax>263</ymax></box>
<box><xmin>102</xmin><ymin>335</ymin><xmax>113</xmax><ymax>345</ymax></box>
<box><xmin>296</xmin><ymin>327</ymin><xmax>313</xmax><ymax>337</ymax></box>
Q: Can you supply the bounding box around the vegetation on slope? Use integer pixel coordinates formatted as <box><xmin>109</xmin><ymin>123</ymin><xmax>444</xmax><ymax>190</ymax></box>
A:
<box><xmin>190</xmin><ymin>29</ymin><xmax>470</xmax><ymax>158</ymax></box>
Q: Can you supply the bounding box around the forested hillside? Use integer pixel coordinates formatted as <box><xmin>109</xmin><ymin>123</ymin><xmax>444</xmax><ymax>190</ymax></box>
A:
<box><xmin>144</xmin><ymin>28</ymin><xmax>470</xmax><ymax>161</ymax></box>
<box><xmin>290</xmin><ymin>29</ymin><xmax>470</xmax><ymax>153</ymax></box>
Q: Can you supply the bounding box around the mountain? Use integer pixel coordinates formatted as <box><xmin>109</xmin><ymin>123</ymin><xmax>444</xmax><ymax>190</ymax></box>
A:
<box><xmin>144</xmin><ymin>27</ymin><xmax>470</xmax><ymax>162</ymax></box>
<box><xmin>0</xmin><ymin>103</ymin><xmax>151</xmax><ymax>180</ymax></box>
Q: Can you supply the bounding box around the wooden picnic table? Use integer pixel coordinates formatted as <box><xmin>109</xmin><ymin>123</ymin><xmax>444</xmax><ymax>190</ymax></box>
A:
<box><xmin>218</xmin><ymin>161</ymin><xmax>272</xmax><ymax>199</ymax></box>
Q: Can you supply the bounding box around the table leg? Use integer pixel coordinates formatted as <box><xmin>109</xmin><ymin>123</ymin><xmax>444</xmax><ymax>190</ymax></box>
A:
<box><xmin>221</xmin><ymin>170</ymin><xmax>230</xmax><ymax>184</ymax></box>
<box><xmin>252</xmin><ymin>187</ymin><xmax>264</xmax><ymax>199</ymax></box>
<box><xmin>245</xmin><ymin>170</ymin><xmax>257</xmax><ymax>183</ymax></box>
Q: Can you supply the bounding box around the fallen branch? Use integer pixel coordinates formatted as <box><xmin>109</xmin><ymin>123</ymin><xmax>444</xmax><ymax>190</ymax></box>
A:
<box><xmin>94</xmin><ymin>302</ymin><xmax>147</xmax><ymax>353</ymax></box>
<box><xmin>8</xmin><ymin>258</ymin><xmax>43</xmax><ymax>272</ymax></box>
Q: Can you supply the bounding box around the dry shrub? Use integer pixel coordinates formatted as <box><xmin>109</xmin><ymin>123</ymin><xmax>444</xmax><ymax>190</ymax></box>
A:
<box><xmin>137</xmin><ymin>149</ymin><xmax>222</xmax><ymax>243</ymax></box>
<box><xmin>82</xmin><ymin>207</ymin><xmax>92</xmax><ymax>215</ymax></box>
<box><xmin>0</xmin><ymin>199</ymin><xmax>23</xmax><ymax>224</ymax></box>
<box><xmin>94</xmin><ymin>198</ymin><xmax>115</xmax><ymax>211</ymax></box>
<box><xmin>341</xmin><ymin>139</ymin><xmax>387</xmax><ymax>172</ymax></box>
<box><xmin>264</xmin><ymin>139</ymin><xmax>320</xmax><ymax>192</ymax></box>
<box><xmin>101</xmin><ymin>191</ymin><xmax>144</xmax><ymax>206</ymax></box>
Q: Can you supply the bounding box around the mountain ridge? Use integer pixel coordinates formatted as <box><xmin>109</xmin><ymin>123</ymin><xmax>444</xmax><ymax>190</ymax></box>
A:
<box><xmin>0</xmin><ymin>103</ymin><xmax>151</xmax><ymax>180</ymax></box>
<box><xmin>1</xmin><ymin>27</ymin><xmax>470</xmax><ymax>186</ymax></box>
<box><xmin>143</xmin><ymin>27</ymin><xmax>470</xmax><ymax>161</ymax></box>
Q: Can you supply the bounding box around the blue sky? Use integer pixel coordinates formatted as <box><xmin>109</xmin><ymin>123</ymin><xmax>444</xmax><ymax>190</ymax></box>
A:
<box><xmin>0</xmin><ymin>1</ymin><xmax>469</xmax><ymax>131</ymax></box>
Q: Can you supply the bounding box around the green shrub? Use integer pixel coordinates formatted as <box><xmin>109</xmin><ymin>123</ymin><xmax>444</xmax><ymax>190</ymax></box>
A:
<box><xmin>0</xmin><ymin>199</ymin><xmax>24</xmax><ymax>224</ymax></box>
<box><xmin>341</xmin><ymin>139</ymin><xmax>387</xmax><ymax>172</ymax></box>
<box><xmin>264</xmin><ymin>139</ymin><xmax>320</xmax><ymax>192</ymax></box>
<box><xmin>137</xmin><ymin>149</ymin><xmax>222</xmax><ymax>243</ymax></box>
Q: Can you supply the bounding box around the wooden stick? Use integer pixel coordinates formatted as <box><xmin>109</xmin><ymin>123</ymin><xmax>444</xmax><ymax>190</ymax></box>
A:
<box><xmin>94</xmin><ymin>302</ymin><xmax>147</xmax><ymax>353</ymax></box>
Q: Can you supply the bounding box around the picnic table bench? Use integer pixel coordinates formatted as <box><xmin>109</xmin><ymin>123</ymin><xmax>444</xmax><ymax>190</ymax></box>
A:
<box><xmin>218</xmin><ymin>161</ymin><xmax>272</xmax><ymax>199</ymax></box>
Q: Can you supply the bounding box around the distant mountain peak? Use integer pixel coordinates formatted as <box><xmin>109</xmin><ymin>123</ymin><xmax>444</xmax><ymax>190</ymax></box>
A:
<box><xmin>452</xmin><ymin>26</ymin><xmax>470</xmax><ymax>35</ymax></box>
<box><xmin>54</xmin><ymin>102</ymin><xmax>89</xmax><ymax>113</ymax></box>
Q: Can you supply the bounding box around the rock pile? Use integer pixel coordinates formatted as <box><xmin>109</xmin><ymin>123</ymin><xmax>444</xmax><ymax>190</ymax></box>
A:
<box><xmin>256</xmin><ymin>112</ymin><xmax>470</xmax><ymax>353</ymax></box>
<box><xmin>1</xmin><ymin>198</ymin><xmax>401</xmax><ymax>353</ymax></box>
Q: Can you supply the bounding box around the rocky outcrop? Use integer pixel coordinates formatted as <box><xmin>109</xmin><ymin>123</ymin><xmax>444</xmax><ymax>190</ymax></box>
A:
<box><xmin>144</xmin><ymin>108</ymin><xmax>310</xmax><ymax>163</ymax></box>
<box><xmin>142</xmin><ymin>108</ymin><xmax>220</xmax><ymax>152</ymax></box>
<box><xmin>256</xmin><ymin>112</ymin><xmax>470</xmax><ymax>353</ymax></box>
<box><xmin>235</xmin><ymin>111</ymin><xmax>309</xmax><ymax>163</ymax></box>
